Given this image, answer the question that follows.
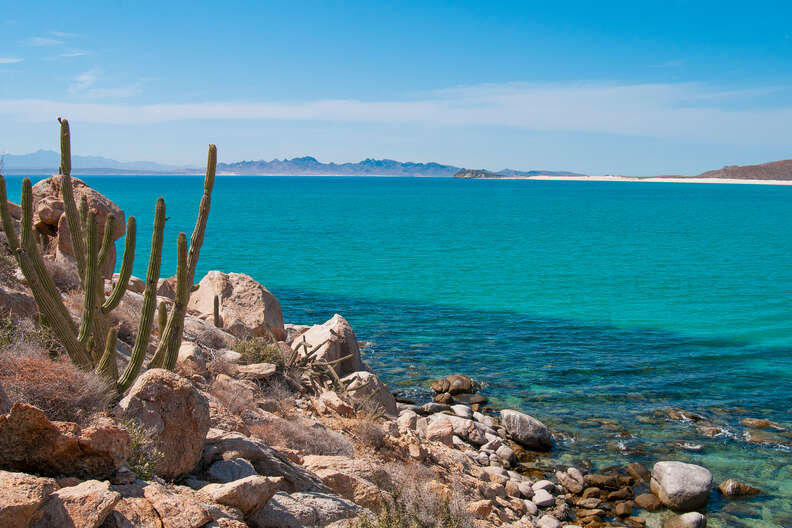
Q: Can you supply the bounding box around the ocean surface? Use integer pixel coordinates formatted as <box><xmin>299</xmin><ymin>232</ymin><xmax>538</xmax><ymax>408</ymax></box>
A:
<box><xmin>8</xmin><ymin>175</ymin><xmax>792</xmax><ymax>526</ymax></box>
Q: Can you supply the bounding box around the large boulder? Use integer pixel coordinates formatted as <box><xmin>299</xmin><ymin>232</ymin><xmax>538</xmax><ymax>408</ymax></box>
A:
<box><xmin>0</xmin><ymin>403</ymin><xmax>129</xmax><ymax>479</ymax></box>
<box><xmin>426</xmin><ymin>413</ymin><xmax>491</xmax><ymax>446</ymax></box>
<box><xmin>200</xmin><ymin>429</ymin><xmax>328</xmax><ymax>493</ymax></box>
<box><xmin>0</xmin><ymin>470</ymin><xmax>58</xmax><ymax>527</ymax></box>
<box><xmin>340</xmin><ymin>371</ymin><xmax>398</xmax><ymax>417</ymax></box>
<box><xmin>32</xmin><ymin>480</ymin><xmax>120</xmax><ymax>528</ymax></box>
<box><xmin>101</xmin><ymin>497</ymin><xmax>163</xmax><ymax>528</ymax></box>
<box><xmin>188</xmin><ymin>271</ymin><xmax>285</xmax><ymax>340</ymax></box>
<box><xmin>32</xmin><ymin>175</ymin><xmax>125</xmax><ymax>277</ymax></box>
<box><xmin>499</xmin><ymin>409</ymin><xmax>552</xmax><ymax>451</ymax></box>
<box><xmin>292</xmin><ymin>314</ymin><xmax>362</xmax><ymax>377</ymax></box>
<box><xmin>116</xmin><ymin>369</ymin><xmax>210</xmax><ymax>479</ymax></box>
<box><xmin>248</xmin><ymin>491</ymin><xmax>366</xmax><ymax>528</ymax></box>
<box><xmin>651</xmin><ymin>461</ymin><xmax>712</xmax><ymax>511</ymax></box>
<box><xmin>199</xmin><ymin>475</ymin><xmax>283</xmax><ymax>515</ymax></box>
<box><xmin>142</xmin><ymin>482</ymin><xmax>211</xmax><ymax>528</ymax></box>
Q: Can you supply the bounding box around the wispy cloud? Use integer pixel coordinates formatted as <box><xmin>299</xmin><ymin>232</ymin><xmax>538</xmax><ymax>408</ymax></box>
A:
<box><xmin>651</xmin><ymin>59</ymin><xmax>686</xmax><ymax>68</ymax></box>
<box><xmin>1</xmin><ymin>81</ymin><xmax>790</xmax><ymax>147</ymax></box>
<box><xmin>27</xmin><ymin>36</ymin><xmax>63</xmax><ymax>46</ymax></box>
<box><xmin>59</xmin><ymin>51</ymin><xmax>88</xmax><ymax>58</ymax></box>
<box><xmin>0</xmin><ymin>58</ymin><xmax>24</xmax><ymax>64</ymax></box>
<box><xmin>50</xmin><ymin>31</ymin><xmax>79</xmax><ymax>38</ymax></box>
<box><xmin>68</xmin><ymin>69</ymin><xmax>143</xmax><ymax>98</ymax></box>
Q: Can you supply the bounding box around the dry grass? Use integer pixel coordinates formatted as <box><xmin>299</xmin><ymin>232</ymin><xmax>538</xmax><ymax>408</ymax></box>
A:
<box><xmin>351</xmin><ymin>419</ymin><xmax>387</xmax><ymax>452</ymax></box>
<box><xmin>350</xmin><ymin>463</ymin><xmax>473</xmax><ymax>528</ymax></box>
<box><xmin>249</xmin><ymin>415</ymin><xmax>354</xmax><ymax>457</ymax></box>
<box><xmin>0</xmin><ymin>316</ymin><xmax>112</xmax><ymax>425</ymax></box>
<box><xmin>43</xmin><ymin>257</ymin><xmax>81</xmax><ymax>292</ymax></box>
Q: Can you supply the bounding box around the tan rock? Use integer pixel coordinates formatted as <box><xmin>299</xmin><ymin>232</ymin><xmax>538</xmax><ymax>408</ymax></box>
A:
<box><xmin>102</xmin><ymin>497</ymin><xmax>164</xmax><ymax>528</ymax></box>
<box><xmin>302</xmin><ymin>455</ymin><xmax>392</xmax><ymax>489</ymax></box>
<box><xmin>467</xmin><ymin>499</ymin><xmax>493</xmax><ymax>519</ymax></box>
<box><xmin>32</xmin><ymin>480</ymin><xmax>120</xmax><ymax>528</ymax></box>
<box><xmin>188</xmin><ymin>271</ymin><xmax>285</xmax><ymax>340</ymax></box>
<box><xmin>316</xmin><ymin>391</ymin><xmax>354</xmax><ymax>418</ymax></box>
<box><xmin>0</xmin><ymin>470</ymin><xmax>58</xmax><ymax>527</ymax></box>
<box><xmin>341</xmin><ymin>371</ymin><xmax>398</xmax><ymax>417</ymax></box>
<box><xmin>0</xmin><ymin>403</ymin><xmax>129</xmax><ymax>479</ymax></box>
<box><xmin>143</xmin><ymin>482</ymin><xmax>211</xmax><ymax>528</ymax></box>
<box><xmin>175</xmin><ymin>342</ymin><xmax>209</xmax><ymax>378</ymax></box>
<box><xmin>199</xmin><ymin>475</ymin><xmax>282</xmax><ymax>515</ymax></box>
<box><xmin>291</xmin><ymin>314</ymin><xmax>362</xmax><ymax>377</ymax></box>
<box><xmin>634</xmin><ymin>492</ymin><xmax>661</xmax><ymax>511</ymax></box>
<box><xmin>717</xmin><ymin>478</ymin><xmax>761</xmax><ymax>497</ymax></box>
<box><xmin>116</xmin><ymin>369</ymin><xmax>210</xmax><ymax>479</ymax></box>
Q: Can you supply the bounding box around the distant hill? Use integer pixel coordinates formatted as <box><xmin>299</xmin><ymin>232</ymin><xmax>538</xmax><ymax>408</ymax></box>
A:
<box><xmin>1</xmin><ymin>150</ymin><xmax>188</xmax><ymax>173</ymax></box>
<box><xmin>696</xmin><ymin>159</ymin><xmax>792</xmax><ymax>181</ymax></box>
<box><xmin>217</xmin><ymin>156</ymin><xmax>461</xmax><ymax>176</ymax></box>
<box><xmin>455</xmin><ymin>168</ymin><xmax>586</xmax><ymax>178</ymax></box>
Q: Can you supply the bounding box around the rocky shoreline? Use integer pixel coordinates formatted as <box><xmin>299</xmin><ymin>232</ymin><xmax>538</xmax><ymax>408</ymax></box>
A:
<box><xmin>0</xmin><ymin>174</ymin><xmax>778</xmax><ymax>528</ymax></box>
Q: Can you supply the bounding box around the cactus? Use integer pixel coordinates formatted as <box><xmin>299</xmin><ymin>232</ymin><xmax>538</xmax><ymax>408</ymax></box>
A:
<box><xmin>213</xmin><ymin>294</ymin><xmax>221</xmax><ymax>328</ymax></box>
<box><xmin>157</xmin><ymin>301</ymin><xmax>167</xmax><ymax>334</ymax></box>
<box><xmin>0</xmin><ymin>118</ymin><xmax>216</xmax><ymax>392</ymax></box>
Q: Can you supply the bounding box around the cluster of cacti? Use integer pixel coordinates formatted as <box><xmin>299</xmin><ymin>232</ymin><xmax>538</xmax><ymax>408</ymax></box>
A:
<box><xmin>0</xmin><ymin>118</ymin><xmax>216</xmax><ymax>392</ymax></box>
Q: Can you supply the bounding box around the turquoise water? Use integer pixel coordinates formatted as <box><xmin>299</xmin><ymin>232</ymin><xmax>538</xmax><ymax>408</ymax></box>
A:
<box><xmin>9</xmin><ymin>175</ymin><xmax>792</xmax><ymax>525</ymax></box>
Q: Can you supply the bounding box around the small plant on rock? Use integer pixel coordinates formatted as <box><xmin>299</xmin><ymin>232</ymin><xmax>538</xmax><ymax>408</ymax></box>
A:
<box><xmin>122</xmin><ymin>419</ymin><xmax>165</xmax><ymax>480</ymax></box>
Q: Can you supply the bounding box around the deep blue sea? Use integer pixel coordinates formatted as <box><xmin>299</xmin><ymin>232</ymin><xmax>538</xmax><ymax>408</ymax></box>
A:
<box><xmin>8</xmin><ymin>175</ymin><xmax>792</xmax><ymax>526</ymax></box>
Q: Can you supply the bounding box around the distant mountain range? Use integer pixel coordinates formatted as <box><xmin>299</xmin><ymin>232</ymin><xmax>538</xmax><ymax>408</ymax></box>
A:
<box><xmin>1</xmin><ymin>150</ymin><xmax>187</xmax><ymax>173</ymax></box>
<box><xmin>216</xmin><ymin>156</ymin><xmax>460</xmax><ymax>176</ymax></box>
<box><xmin>696</xmin><ymin>159</ymin><xmax>792</xmax><ymax>181</ymax></box>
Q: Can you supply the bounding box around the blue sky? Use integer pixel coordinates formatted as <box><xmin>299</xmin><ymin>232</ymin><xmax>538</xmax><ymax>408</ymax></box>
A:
<box><xmin>1</xmin><ymin>1</ymin><xmax>791</xmax><ymax>175</ymax></box>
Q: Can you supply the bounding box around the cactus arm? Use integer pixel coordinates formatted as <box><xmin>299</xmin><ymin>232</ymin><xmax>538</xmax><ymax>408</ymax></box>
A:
<box><xmin>58</xmin><ymin>119</ymin><xmax>87</xmax><ymax>286</ymax></box>
<box><xmin>157</xmin><ymin>300</ymin><xmax>167</xmax><ymax>334</ymax></box>
<box><xmin>117</xmin><ymin>198</ymin><xmax>165</xmax><ymax>393</ymax></box>
<box><xmin>97</xmin><ymin>213</ymin><xmax>115</xmax><ymax>274</ymax></box>
<box><xmin>213</xmin><ymin>294</ymin><xmax>221</xmax><ymax>327</ymax></box>
<box><xmin>96</xmin><ymin>327</ymin><xmax>118</xmax><ymax>382</ymax></box>
<box><xmin>58</xmin><ymin>117</ymin><xmax>71</xmax><ymax>175</ymax></box>
<box><xmin>102</xmin><ymin>217</ymin><xmax>136</xmax><ymax>313</ymax></box>
<box><xmin>0</xmin><ymin>176</ymin><xmax>20</xmax><ymax>252</ymax></box>
<box><xmin>155</xmin><ymin>144</ymin><xmax>215</xmax><ymax>369</ymax></box>
<box><xmin>77</xmin><ymin>212</ymin><xmax>98</xmax><ymax>346</ymax></box>
<box><xmin>149</xmin><ymin>232</ymin><xmax>186</xmax><ymax>369</ymax></box>
<box><xmin>20</xmin><ymin>178</ymin><xmax>78</xmax><ymax>335</ymax></box>
<box><xmin>15</xmin><ymin>247</ymin><xmax>92</xmax><ymax>368</ymax></box>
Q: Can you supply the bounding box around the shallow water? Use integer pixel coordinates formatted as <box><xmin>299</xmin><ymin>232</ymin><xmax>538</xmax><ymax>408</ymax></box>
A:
<box><xmin>7</xmin><ymin>175</ymin><xmax>792</xmax><ymax>524</ymax></box>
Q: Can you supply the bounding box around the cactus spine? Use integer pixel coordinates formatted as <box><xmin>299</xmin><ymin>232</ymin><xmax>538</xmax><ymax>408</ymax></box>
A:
<box><xmin>0</xmin><ymin>118</ymin><xmax>216</xmax><ymax>392</ymax></box>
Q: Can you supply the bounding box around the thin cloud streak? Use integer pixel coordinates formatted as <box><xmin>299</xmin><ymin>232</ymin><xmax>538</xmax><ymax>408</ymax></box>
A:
<box><xmin>0</xmin><ymin>58</ymin><xmax>24</xmax><ymax>64</ymax></box>
<box><xmin>27</xmin><ymin>36</ymin><xmax>63</xmax><ymax>46</ymax></box>
<box><xmin>1</xmin><ymin>82</ymin><xmax>790</xmax><ymax>146</ymax></box>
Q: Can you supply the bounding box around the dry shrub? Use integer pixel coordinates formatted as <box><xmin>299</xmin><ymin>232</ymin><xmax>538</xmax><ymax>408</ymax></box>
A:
<box><xmin>0</xmin><ymin>316</ymin><xmax>112</xmax><ymax>425</ymax></box>
<box><xmin>352</xmin><ymin>463</ymin><xmax>474</xmax><ymax>528</ymax></box>
<box><xmin>351</xmin><ymin>419</ymin><xmax>387</xmax><ymax>452</ymax></box>
<box><xmin>43</xmin><ymin>257</ymin><xmax>81</xmax><ymax>292</ymax></box>
<box><xmin>249</xmin><ymin>415</ymin><xmax>354</xmax><ymax>457</ymax></box>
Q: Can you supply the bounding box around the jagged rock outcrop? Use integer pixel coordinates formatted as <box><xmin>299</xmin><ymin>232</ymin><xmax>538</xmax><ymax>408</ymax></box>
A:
<box><xmin>0</xmin><ymin>470</ymin><xmax>58</xmax><ymax>527</ymax></box>
<box><xmin>0</xmin><ymin>403</ymin><xmax>129</xmax><ymax>479</ymax></box>
<box><xmin>116</xmin><ymin>369</ymin><xmax>210</xmax><ymax>479</ymax></box>
<box><xmin>292</xmin><ymin>314</ymin><xmax>362</xmax><ymax>377</ymax></box>
<box><xmin>340</xmin><ymin>371</ymin><xmax>398</xmax><ymax>417</ymax></box>
<box><xmin>32</xmin><ymin>480</ymin><xmax>120</xmax><ymax>528</ymax></box>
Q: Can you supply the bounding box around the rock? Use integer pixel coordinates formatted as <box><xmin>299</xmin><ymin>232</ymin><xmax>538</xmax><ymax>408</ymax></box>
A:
<box><xmin>175</xmin><ymin>342</ymin><xmax>209</xmax><ymax>378</ymax></box>
<box><xmin>247</xmin><ymin>491</ymin><xmax>365</xmax><ymax>528</ymax></box>
<box><xmin>32</xmin><ymin>480</ymin><xmax>120</xmax><ymax>528</ymax></box>
<box><xmin>200</xmin><ymin>476</ymin><xmax>282</xmax><ymax>515</ymax></box>
<box><xmin>536</xmin><ymin>515</ymin><xmax>562</xmax><ymax>528</ymax></box>
<box><xmin>532</xmin><ymin>489</ymin><xmax>555</xmax><ymax>508</ymax></box>
<box><xmin>0</xmin><ymin>403</ymin><xmax>129</xmax><ymax>479</ymax></box>
<box><xmin>291</xmin><ymin>314</ymin><xmax>361</xmax><ymax>377</ymax></box>
<box><xmin>608</xmin><ymin>487</ymin><xmax>632</xmax><ymax>501</ymax></box>
<box><xmin>740</xmin><ymin>417</ymin><xmax>784</xmax><ymax>430</ymax></box>
<box><xmin>627</xmin><ymin>517</ymin><xmax>647</xmax><ymax>528</ymax></box>
<box><xmin>556</xmin><ymin>467</ymin><xmax>584</xmax><ymax>494</ymax></box>
<box><xmin>434</xmin><ymin>392</ymin><xmax>454</xmax><ymax>404</ymax></box>
<box><xmin>307</xmin><ymin>468</ymin><xmax>383</xmax><ymax>511</ymax></box>
<box><xmin>301</xmin><ymin>456</ymin><xmax>392</xmax><ymax>490</ymax></box>
<box><xmin>500</xmin><ymin>409</ymin><xmax>552</xmax><ymax>451</ymax></box>
<box><xmin>207</xmin><ymin>458</ymin><xmax>259</xmax><ymax>483</ymax></box>
<box><xmin>533</xmin><ymin>480</ymin><xmax>555</xmax><ymax>492</ymax></box>
<box><xmin>426</xmin><ymin>420</ymin><xmax>455</xmax><ymax>446</ymax></box>
<box><xmin>233</xmin><ymin>362</ymin><xmax>278</xmax><ymax>380</ymax></box>
<box><xmin>201</xmin><ymin>429</ymin><xmax>328</xmax><ymax>493</ymax></box>
<box><xmin>627</xmin><ymin>462</ymin><xmax>651</xmax><ymax>482</ymax></box>
<box><xmin>496</xmin><ymin>444</ymin><xmax>517</xmax><ymax>467</ymax></box>
<box><xmin>143</xmin><ymin>482</ymin><xmax>211</xmax><ymax>528</ymax></box>
<box><xmin>517</xmin><ymin>481</ymin><xmax>534</xmax><ymax>499</ymax></box>
<box><xmin>634</xmin><ymin>492</ymin><xmax>661</xmax><ymax>511</ymax></box>
<box><xmin>189</xmin><ymin>271</ymin><xmax>285</xmax><ymax>340</ymax></box>
<box><xmin>0</xmin><ymin>382</ymin><xmax>10</xmax><ymax>414</ymax></box>
<box><xmin>523</xmin><ymin>499</ymin><xmax>538</xmax><ymax>515</ymax></box>
<box><xmin>663</xmin><ymin>512</ymin><xmax>707</xmax><ymax>528</ymax></box>
<box><xmin>340</xmin><ymin>371</ymin><xmax>398</xmax><ymax>417</ymax></box>
<box><xmin>119</xmin><ymin>274</ymin><xmax>145</xmax><ymax>294</ymax></box>
<box><xmin>583</xmin><ymin>473</ymin><xmax>619</xmax><ymax>490</ymax></box>
<box><xmin>615</xmin><ymin>501</ymin><xmax>635</xmax><ymax>517</ymax></box>
<box><xmin>101</xmin><ymin>497</ymin><xmax>163</xmax><ymax>528</ymax></box>
<box><xmin>116</xmin><ymin>369</ymin><xmax>210</xmax><ymax>479</ymax></box>
<box><xmin>284</xmin><ymin>324</ymin><xmax>310</xmax><ymax>345</ymax></box>
<box><xmin>396</xmin><ymin>410</ymin><xmax>418</xmax><ymax>433</ymax></box>
<box><xmin>466</xmin><ymin>499</ymin><xmax>492</xmax><ymax>519</ymax></box>
<box><xmin>33</xmin><ymin>175</ymin><xmax>125</xmax><ymax>277</ymax></box>
<box><xmin>316</xmin><ymin>391</ymin><xmax>354</xmax><ymax>418</ymax></box>
<box><xmin>651</xmin><ymin>461</ymin><xmax>712</xmax><ymax>511</ymax></box>
<box><xmin>427</xmin><ymin>413</ymin><xmax>491</xmax><ymax>446</ymax></box>
<box><xmin>451</xmin><ymin>404</ymin><xmax>473</xmax><ymax>419</ymax></box>
<box><xmin>717</xmin><ymin>479</ymin><xmax>761</xmax><ymax>497</ymax></box>
<box><xmin>0</xmin><ymin>470</ymin><xmax>58</xmax><ymax>527</ymax></box>
<box><xmin>421</xmin><ymin>402</ymin><xmax>451</xmax><ymax>414</ymax></box>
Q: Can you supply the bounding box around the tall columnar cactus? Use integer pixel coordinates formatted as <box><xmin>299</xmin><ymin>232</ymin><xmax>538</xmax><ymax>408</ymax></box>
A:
<box><xmin>0</xmin><ymin>118</ymin><xmax>216</xmax><ymax>392</ymax></box>
<box><xmin>213</xmin><ymin>294</ymin><xmax>221</xmax><ymax>328</ymax></box>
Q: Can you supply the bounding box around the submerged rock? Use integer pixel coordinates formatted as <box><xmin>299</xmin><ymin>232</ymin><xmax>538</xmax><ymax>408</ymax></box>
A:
<box><xmin>663</xmin><ymin>512</ymin><xmax>707</xmax><ymax>528</ymax></box>
<box><xmin>717</xmin><ymin>478</ymin><xmax>761</xmax><ymax>497</ymax></box>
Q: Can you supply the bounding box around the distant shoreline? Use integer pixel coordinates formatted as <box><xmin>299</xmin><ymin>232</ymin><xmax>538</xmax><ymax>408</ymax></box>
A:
<box><xmin>463</xmin><ymin>175</ymin><xmax>792</xmax><ymax>185</ymax></box>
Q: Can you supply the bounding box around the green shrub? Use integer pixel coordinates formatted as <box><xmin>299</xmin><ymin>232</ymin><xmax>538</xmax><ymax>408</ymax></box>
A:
<box><xmin>233</xmin><ymin>337</ymin><xmax>284</xmax><ymax>366</ymax></box>
<box><xmin>122</xmin><ymin>419</ymin><xmax>165</xmax><ymax>480</ymax></box>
